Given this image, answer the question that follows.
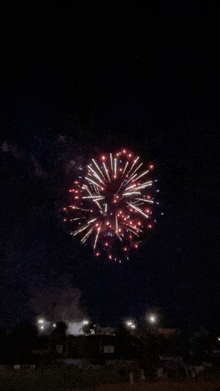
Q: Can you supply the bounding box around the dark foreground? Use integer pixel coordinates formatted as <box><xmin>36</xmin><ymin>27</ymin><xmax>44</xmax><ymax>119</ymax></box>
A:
<box><xmin>91</xmin><ymin>382</ymin><xmax>220</xmax><ymax>391</ymax></box>
<box><xmin>1</xmin><ymin>366</ymin><xmax>220</xmax><ymax>391</ymax></box>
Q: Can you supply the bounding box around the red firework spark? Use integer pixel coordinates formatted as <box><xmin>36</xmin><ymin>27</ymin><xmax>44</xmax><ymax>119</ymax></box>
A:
<box><xmin>64</xmin><ymin>149</ymin><xmax>157</xmax><ymax>262</ymax></box>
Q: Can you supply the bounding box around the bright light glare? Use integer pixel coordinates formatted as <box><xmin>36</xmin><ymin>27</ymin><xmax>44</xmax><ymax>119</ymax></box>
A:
<box><xmin>83</xmin><ymin>319</ymin><xmax>89</xmax><ymax>325</ymax></box>
<box><xmin>125</xmin><ymin>320</ymin><xmax>136</xmax><ymax>329</ymax></box>
<box><xmin>147</xmin><ymin>314</ymin><xmax>157</xmax><ymax>324</ymax></box>
<box><xmin>37</xmin><ymin>317</ymin><xmax>50</xmax><ymax>332</ymax></box>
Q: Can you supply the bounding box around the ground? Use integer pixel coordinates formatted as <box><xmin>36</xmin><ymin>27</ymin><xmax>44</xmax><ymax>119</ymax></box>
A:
<box><xmin>90</xmin><ymin>381</ymin><xmax>220</xmax><ymax>391</ymax></box>
<box><xmin>1</xmin><ymin>366</ymin><xmax>220</xmax><ymax>391</ymax></box>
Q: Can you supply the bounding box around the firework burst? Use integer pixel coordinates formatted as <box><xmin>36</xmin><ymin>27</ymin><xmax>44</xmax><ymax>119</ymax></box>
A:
<box><xmin>63</xmin><ymin>149</ymin><xmax>158</xmax><ymax>262</ymax></box>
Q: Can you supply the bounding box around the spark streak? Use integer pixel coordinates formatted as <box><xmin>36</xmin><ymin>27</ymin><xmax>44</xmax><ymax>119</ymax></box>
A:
<box><xmin>85</xmin><ymin>177</ymin><xmax>103</xmax><ymax>189</ymax></box>
<box><xmin>126</xmin><ymin>202</ymin><xmax>149</xmax><ymax>218</ymax></box>
<box><xmin>94</xmin><ymin>226</ymin><xmax>101</xmax><ymax>249</ymax></box>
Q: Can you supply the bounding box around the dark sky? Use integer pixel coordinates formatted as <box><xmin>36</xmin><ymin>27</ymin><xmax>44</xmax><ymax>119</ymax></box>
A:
<box><xmin>1</xmin><ymin>2</ymin><xmax>220</xmax><ymax>331</ymax></box>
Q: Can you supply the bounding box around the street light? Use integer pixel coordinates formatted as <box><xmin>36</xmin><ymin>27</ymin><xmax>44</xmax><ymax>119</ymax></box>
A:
<box><xmin>124</xmin><ymin>319</ymin><xmax>137</xmax><ymax>331</ymax></box>
<box><xmin>149</xmin><ymin>315</ymin><xmax>156</xmax><ymax>323</ymax></box>
<box><xmin>36</xmin><ymin>317</ymin><xmax>51</xmax><ymax>332</ymax></box>
<box><xmin>147</xmin><ymin>313</ymin><xmax>157</xmax><ymax>325</ymax></box>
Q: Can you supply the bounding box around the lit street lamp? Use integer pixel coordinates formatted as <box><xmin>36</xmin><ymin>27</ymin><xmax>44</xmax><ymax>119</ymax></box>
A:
<box><xmin>149</xmin><ymin>315</ymin><xmax>156</xmax><ymax>324</ymax></box>
<box><xmin>146</xmin><ymin>313</ymin><xmax>158</xmax><ymax>327</ymax></box>
<box><xmin>36</xmin><ymin>317</ymin><xmax>51</xmax><ymax>333</ymax></box>
<box><xmin>124</xmin><ymin>318</ymin><xmax>137</xmax><ymax>332</ymax></box>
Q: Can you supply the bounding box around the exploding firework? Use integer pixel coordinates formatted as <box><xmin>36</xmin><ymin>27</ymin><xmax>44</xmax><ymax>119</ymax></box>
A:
<box><xmin>63</xmin><ymin>148</ymin><xmax>158</xmax><ymax>262</ymax></box>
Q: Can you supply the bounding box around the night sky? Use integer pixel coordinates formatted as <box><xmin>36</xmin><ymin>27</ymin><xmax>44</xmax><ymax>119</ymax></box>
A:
<box><xmin>1</xmin><ymin>2</ymin><xmax>220</xmax><ymax>331</ymax></box>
